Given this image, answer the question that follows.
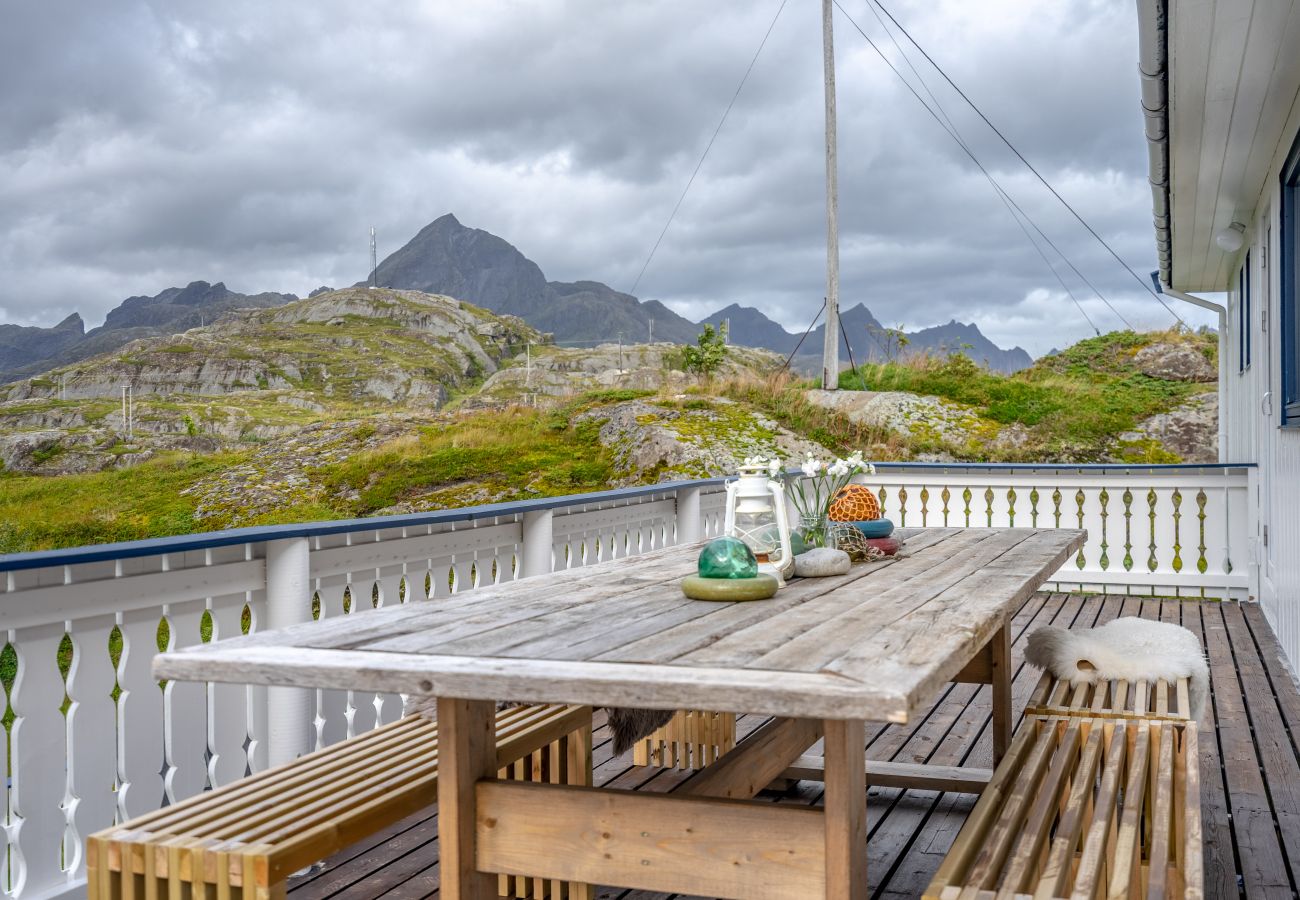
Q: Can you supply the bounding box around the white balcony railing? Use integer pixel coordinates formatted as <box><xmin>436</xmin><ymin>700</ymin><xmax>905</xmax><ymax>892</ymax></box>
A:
<box><xmin>0</xmin><ymin>463</ymin><xmax>1252</xmax><ymax>898</ymax></box>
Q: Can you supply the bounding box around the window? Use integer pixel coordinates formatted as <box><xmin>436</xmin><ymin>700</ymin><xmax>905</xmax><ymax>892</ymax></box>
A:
<box><xmin>1239</xmin><ymin>252</ymin><xmax>1252</xmax><ymax>372</ymax></box>
<box><xmin>1283</xmin><ymin>128</ymin><xmax>1300</xmax><ymax>424</ymax></box>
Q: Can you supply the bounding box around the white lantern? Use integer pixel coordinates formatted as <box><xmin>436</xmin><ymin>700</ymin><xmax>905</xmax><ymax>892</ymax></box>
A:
<box><xmin>724</xmin><ymin>462</ymin><xmax>794</xmax><ymax>580</ymax></box>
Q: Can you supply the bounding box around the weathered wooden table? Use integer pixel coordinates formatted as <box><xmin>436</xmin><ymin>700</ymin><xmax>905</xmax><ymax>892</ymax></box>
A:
<box><xmin>156</xmin><ymin>526</ymin><xmax>1084</xmax><ymax>900</ymax></box>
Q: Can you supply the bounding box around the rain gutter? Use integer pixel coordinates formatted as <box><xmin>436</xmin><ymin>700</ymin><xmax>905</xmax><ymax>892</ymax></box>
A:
<box><xmin>1138</xmin><ymin>0</ymin><xmax>1172</xmax><ymax>285</ymax></box>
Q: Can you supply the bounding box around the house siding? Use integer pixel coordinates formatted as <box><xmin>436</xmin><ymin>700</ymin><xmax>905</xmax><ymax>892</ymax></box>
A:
<box><xmin>1224</xmin><ymin>111</ymin><xmax>1300</xmax><ymax>675</ymax></box>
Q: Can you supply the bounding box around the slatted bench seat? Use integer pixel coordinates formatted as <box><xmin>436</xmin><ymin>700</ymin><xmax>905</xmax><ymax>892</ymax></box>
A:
<box><xmin>88</xmin><ymin>703</ymin><xmax>592</xmax><ymax>900</ymax></box>
<box><xmin>1025</xmin><ymin>671</ymin><xmax>1195</xmax><ymax>721</ymax></box>
<box><xmin>925</xmin><ymin>715</ymin><xmax>1202</xmax><ymax>900</ymax></box>
<box><xmin>632</xmin><ymin>709</ymin><xmax>737</xmax><ymax>770</ymax></box>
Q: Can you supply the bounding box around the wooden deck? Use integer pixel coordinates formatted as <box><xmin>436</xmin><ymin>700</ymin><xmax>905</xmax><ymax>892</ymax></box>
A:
<box><xmin>286</xmin><ymin>595</ymin><xmax>1300</xmax><ymax>900</ymax></box>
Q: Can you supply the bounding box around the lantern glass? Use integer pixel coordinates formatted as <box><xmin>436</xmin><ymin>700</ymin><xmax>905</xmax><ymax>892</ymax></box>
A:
<box><xmin>733</xmin><ymin>499</ymin><xmax>781</xmax><ymax>563</ymax></box>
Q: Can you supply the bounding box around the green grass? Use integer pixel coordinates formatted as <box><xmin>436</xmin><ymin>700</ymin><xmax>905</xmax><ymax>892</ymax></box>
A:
<box><xmin>0</xmin><ymin>451</ymin><xmax>247</xmax><ymax>553</ymax></box>
<box><xmin>836</xmin><ymin>330</ymin><xmax>1214</xmax><ymax>458</ymax></box>
<box><xmin>318</xmin><ymin>395</ymin><xmax>627</xmax><ymax>514</ymax></box>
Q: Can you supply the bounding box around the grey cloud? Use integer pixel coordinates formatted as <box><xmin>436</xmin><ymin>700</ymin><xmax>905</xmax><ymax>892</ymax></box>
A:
<box><xmin>0</xmin><ymin>0</ymin><xmax>1195</xmax><ymax>356</ymax></box>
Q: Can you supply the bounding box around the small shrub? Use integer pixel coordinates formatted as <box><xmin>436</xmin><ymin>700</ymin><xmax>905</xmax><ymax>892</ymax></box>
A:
<box><xmin>681</xmin><ymin>325</ymin><xmax>728</xmax><ymax>377</ymax></box>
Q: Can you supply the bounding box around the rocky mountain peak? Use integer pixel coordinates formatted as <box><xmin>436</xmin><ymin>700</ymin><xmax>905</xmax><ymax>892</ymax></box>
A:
<box><xmin>53</xmin><ymin>312</ymin><xmax>85</xmax><ymax>333</ymax></box>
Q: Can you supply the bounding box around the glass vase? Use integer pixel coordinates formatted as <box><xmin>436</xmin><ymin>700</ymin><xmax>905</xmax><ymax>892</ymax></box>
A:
<box><xmin>798</xmin><ymin>513</ymin><xmax>831</xmax><ymax>550</ymax></box>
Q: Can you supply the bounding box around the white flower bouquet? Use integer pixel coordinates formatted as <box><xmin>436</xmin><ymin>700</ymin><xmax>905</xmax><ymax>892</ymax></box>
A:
<box><xmin>787</xmin><ymin>451</ymin><xmax>875</xmax><ymax>546</ymax></box>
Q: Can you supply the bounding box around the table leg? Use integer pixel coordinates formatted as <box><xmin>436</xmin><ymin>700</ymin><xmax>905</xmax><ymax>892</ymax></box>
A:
<box><xmin>823</xmin><ymin>719</ymin><xmax>867</xmax><ymax>899</ymax></box>
<box><xmin>991</xmin><ymin>622</ymin><xmax>1013</xmax><ymax>765</ymax></box>
<box><xmin>437</xmin><ymin>697</ymin><xmax>497</xmax><ymax>900</ymax></box>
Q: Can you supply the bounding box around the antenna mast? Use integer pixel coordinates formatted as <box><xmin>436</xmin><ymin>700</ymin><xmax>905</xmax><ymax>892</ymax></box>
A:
<box><xmin>821</xmin><ymin>0</ymin><xmax>841</xmax><ymax>390</ymax></box>
<box><xmin>369</xmin><ymin>226</ymin><xmax>378</xmax><ymax>288</ymax></box>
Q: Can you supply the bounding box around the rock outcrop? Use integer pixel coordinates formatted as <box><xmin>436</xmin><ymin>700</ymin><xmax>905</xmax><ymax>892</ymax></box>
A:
<box><xmin>1135</xmin><ymin>342</ymin><xmax>1216</xmax><ymax>382</ymax></box>
<box><xmin>1118</xmin><ymin>392</ymin><xmax>1218</xmax><ymax>463</ymax></box>
<box><xmin>0</xmin><ymin>289</ymin><xmax>538</xmax><ymax>474</ymax></box>
<box><xmin>805</xmin><ymin>389</ymin><xmax>998</xmax><ymax>447</ymax></box>
<box><xmin>578</xmin><ymin>397</ymin><xmax>830</xmax><ymax>485</ymax></box>
<box><xmin>471</xmin><ymin>342</ymin><xmax>780</xmax><ymax>406</ymax></box>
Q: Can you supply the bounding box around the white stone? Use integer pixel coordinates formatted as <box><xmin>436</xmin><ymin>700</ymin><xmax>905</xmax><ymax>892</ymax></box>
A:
<box><xmin>794</xmin><ymin>547</ymin><xmax>851</xmax><ymax>577</ymax></box>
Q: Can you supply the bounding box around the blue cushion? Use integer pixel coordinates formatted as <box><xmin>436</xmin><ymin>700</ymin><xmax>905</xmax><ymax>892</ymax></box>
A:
<box><xmin>851</xmin><ymin>518</ymin><xmax>894</xmax><ymax>538</ymax></box>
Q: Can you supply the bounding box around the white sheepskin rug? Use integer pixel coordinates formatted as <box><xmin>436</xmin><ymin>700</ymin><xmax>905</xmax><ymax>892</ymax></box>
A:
<box><xmin>1025</xmin><ymin>616</ymin><xmax>1208</xmax><ymax>720</ymax></box>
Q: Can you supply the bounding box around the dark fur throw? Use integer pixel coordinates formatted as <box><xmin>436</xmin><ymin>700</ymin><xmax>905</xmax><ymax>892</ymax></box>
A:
<box><xmin>605</xmin><ymin>707</ymin><xmax>676</xmax><ymax>755</ymax></box>
<box><xmin>408</xmin><ymin>697</ymin><xmax>674</xmax><ymax>755</ymax></box>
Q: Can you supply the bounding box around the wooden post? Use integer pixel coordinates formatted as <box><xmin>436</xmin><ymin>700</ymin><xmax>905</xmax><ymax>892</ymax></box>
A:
<box><xmin>821</xmin><ymin>0</ymin><xmax>841</xmax><ymax>391</ymax></box>
<box><xmin>264</xmin><ymin>537</ymin><xmax>312</xmax><ymax>767</ymax></box>
<box><xmin>823</xmin><ymin>719</ymin><xmax>867</xmax><ymax>898</ymax></box>
<box><xmin>520</xmin><ymin>508</ymin><xmax>554</xmax><ymax>578</ymax></box>
<box><xmin>991</xmin><ymin>622</ymin><xmax>1013</xmax><ymax>764</ymax></box>
<box><xmin>438</xmin><ymin>697</ymin><xmax>497</xmax><ymax>900</ymax></box>
<box><xmin>676</xmin><ymin>486</ymin><xmax>703</xmax><ymax>544</ymax></box>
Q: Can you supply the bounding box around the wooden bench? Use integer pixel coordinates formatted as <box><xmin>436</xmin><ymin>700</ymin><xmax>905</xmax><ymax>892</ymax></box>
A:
<box><xmin>88</xmin><ymin>704</ymin><xmax>593</xmax><ymax>900</ymax></box>
<box><xmin>632</xmin><ymin>709</ymin><xmax>737</xmax><ymax>770</ymax></box>
<box><xmin>925</xmin><ymin>715</ymin><xmax>1202</xmax><ymax>899</ymax></box>
<box><xmin>1025</xmin><ymin>671</ymin><xmax>1195</xmax><ymax>721</ymax></box>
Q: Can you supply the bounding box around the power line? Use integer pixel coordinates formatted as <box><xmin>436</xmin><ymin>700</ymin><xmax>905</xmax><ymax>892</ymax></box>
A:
<box><xmin>863</xmin><ymin>0</ymin><xmax>1187</xmax><ymax>328</ymax></box>
<box><xmin>627</xmin><ymin>0</ymin><xmax>789</xmax><ymax>297</ymax></box>
<box><xmin>832</xmin><ymin>0</ymin><xmax>1117</xmax><ymax>333</ymax></box>
<box><xmin>778</xmin><ymin>299</ymin><xmax>826</xmax><ymax>377</ymax></box>
<box><xmin>844</xmin><ymin>0</ymin><xmax>1109</xmax><ymax>333</ymax></box>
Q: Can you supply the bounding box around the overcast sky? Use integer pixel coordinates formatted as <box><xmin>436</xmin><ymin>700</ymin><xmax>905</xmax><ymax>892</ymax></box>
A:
<box><xmin>0</xmin><ymin>0</ymin><xmax>1214</xmax><ymax>356</ymax></box>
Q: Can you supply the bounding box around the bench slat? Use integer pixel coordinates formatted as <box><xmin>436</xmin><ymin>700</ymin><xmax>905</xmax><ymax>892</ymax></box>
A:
<box><xmin>925</xmin><ymin>716</ymin><xmax>1202</xmax><ymax>900</ymax></box>
<box><xmin>89</xmin><ymin>704</ymin><xmax>593</xmax><ymax>900</ymax></box>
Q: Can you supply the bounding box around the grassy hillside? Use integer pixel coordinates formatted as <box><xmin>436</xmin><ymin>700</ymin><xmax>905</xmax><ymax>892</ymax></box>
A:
<box><xmin>834</xmin><ymin>329</ymin><xmax>1216</xmax><ymax>461</ymax></box>
<box><xmin>0</xmin><ymin>328</ymin><xmax>1217</xmax><ymax>555</ymax></box>
<box><xmin>0</xmin><ymin>392</ymin><xmax>641</xmax><ymax>554</ymax></box>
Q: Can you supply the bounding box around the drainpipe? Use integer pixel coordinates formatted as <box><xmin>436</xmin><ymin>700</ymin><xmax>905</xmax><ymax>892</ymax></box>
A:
<box><xmin>1137</xmin><ymin>0</ymin><xmax>1171</xmax><ymax>285</ymax></box>
<box><xmin>1160</xmin><ymin>284</ymin><xmax>1228</xmax><ymax>461</ymax></box>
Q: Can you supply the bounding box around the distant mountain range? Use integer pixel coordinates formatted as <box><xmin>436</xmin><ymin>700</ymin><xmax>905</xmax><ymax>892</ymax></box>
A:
<box><xmin>0</xmin><ymin>213</ymin><xmax>1031</xmax><ymax>383</ymax></box>
<box><xmin>0</xmin><ymin>281</ymin><xmax>296</xmax><ymax>383</ymax></box>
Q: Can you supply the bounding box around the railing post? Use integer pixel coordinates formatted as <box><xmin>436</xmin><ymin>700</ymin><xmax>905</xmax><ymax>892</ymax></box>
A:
<box><xmin>677</xmin><ymin>486</ymin><xmax>703</xmax><ymax>544</ymax></box>
<box><xmin>521</xmin><ymin>509</ymin><xmax>554</xmax><ymax>578</ymax></box>
<box><xmin>265</xmin><ymin>537</ymin><xmax>312</xmax><ymax>767</ymax></box>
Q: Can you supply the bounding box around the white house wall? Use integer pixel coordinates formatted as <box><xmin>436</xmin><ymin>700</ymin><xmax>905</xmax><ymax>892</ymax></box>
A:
<box><xmin>1223</xmin><ymin>98</ymin><xmax>1300</xmax><ymax>674</ymax></box>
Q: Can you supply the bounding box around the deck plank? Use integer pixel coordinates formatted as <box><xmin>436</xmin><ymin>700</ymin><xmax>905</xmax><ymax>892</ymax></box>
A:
<box><xmin>285</xmin><ymin>597</ymin><xmax>1300</xmax><ymax>900</ymax></box>
<box><xmin>1201</xmin><ymin>602</ymin><xmax>1294</xmax><ymax>898</ymax></box>
<box><xmin>1220</xmin><ymin>602</ymin><xmax>1300</xmax><ymax>886</ymax></box>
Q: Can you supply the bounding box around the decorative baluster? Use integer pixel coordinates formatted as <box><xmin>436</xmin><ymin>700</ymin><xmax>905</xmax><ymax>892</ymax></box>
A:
<box><xmin>1196</xmin><ymin>489</ymin><xmax>1209</xmax><ymax>575</ymax></box>
<box><xmin>0</xmin><ymin>639</ymin><xmax>11</xmax><ymax>891</ymax></box>
<box><xmin>1097</xmin><ymin>489</ymin><xmax>1110</xmax><ymax>571</ymax></box>
<box><xmin>1006</xmin><ymin>486</ymin><xmax>1017</xmax><ymax>527</ymax></box>
<box><xmin>1147</xmin><ymin>487</ymin><xmax>1160</xmax><ymax>572</ymax></box>
<box><xmin>207</xmin><ymin>593</ymin><xmax>250</xmax><ymax>785</ymax></box>
<box><xmin>66</xmin><ymin>615</ymin><xmax>116</xmax><ymax>881</ymax></box>
<box><xmin>115</xmin><ymin>606</ymin><xmax>166</xmax><ymax>819</ymax></box>
<box><xmin>984</xmin><ymin>486</ymin><xmax>996</xmax><ymax>527</ymax></box>
<box><xmin>161</xmin><ymin>600</ymin><xmax>208</xmax><ymax>805</ymax></box>
<box><xmin>1029</xmin><ymin>486</ymin><xmax>1040</xmax><ymax>528</ymax></box>
<box><xmin>374</xmin><ymin>567</ymin><xmax>406</xmax><ymax>726</ymax></box>
<box><xmin>1171</xmin><ymin>489</ymin><xmax>1184</xmax><ymax>573</ymax></box>
<box><xmin>940</xmin><ymin>486</ymin><xmax>951</xmax><ymax>526</ymax></box>
<box><xmin>312</xmin><ymin>575</ymin><xmax>349</xmax><ymax>751</ymax></box>
<box><xmin>9</xmin><ymin>623</ymin><xmax>66</xmax><ymax>892</ymax></box>
<box><xmin>1052</xmin><ymin>487</ymin><xmax>1062</xmax><ymax>528</ymax></box>
<box><xmin>918</xmin><ymin>486</ymin><xmax>930</xmax><ymax>526</ymax></box>
<box><xmin>962</xmin><ymin>487</ymin><xmax>973</xmax><ymax>527</ymax></box>
<box><xmin>1122</xmin><ymin>488</ymin><xmax>1135</xmax><ymax>571</ymax></box>
<box><xmin>897</xmin><ymin>486</ymin><xmax>909</xmax><ymax>527</ymax></box>
<box><xmin>241</xmin><ymin>593</ymin><xmax>267</xmax><ymax>774</ymax></box>
<box><xmin>347</xmin><ymin>578</ymin><xmax>380</xmax><ymax>737</ymax></box>
<box><xmin>1074</xmin><ymin>488</ymin><xmax>1087</xmax><ymax>570</ymax></box>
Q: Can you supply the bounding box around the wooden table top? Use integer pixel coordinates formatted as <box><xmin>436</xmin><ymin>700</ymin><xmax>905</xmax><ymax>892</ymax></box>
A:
<box><xmin>154</xmin><ymin>527</ymin><xmax>1084</xmax><ymax>721</ymax></box>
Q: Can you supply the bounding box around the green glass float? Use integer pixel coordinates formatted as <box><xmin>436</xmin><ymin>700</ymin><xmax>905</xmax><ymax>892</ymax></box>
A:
<box><xmin>682</xmin><ymin>536</ymin><xmax>777</xmax><ymax>601</ymax></box>
<box><xmin>696</xmin><ymin>536</ymin><xmax>758</xmax><ymax>579</ymax></box>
